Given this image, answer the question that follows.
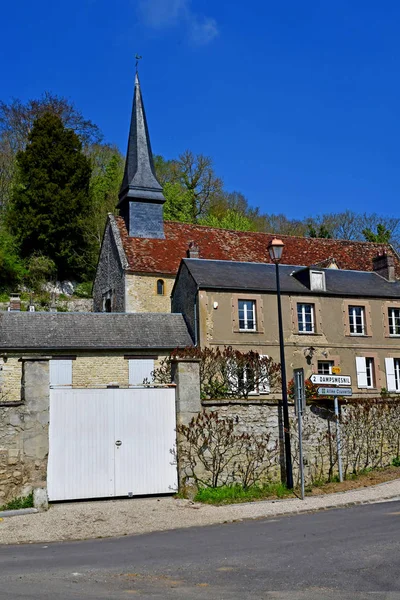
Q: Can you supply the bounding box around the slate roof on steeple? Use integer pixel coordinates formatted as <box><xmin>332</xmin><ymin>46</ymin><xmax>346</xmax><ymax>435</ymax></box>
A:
<box><xmin>118</xmin><ymin>73</ymin><xmax>165</xmax><ymax>204</ymax></box>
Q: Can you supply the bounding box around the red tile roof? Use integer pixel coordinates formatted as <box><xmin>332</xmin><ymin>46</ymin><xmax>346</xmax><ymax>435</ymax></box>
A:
<box><xmin>115</xmin><ymin>217</ymin><xmax>400</xmax><ymax>277</ymax></box>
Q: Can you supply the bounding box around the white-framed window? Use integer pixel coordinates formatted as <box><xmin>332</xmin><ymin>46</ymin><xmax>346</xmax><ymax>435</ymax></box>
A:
<box><xmin>238</xmin><ymin>300</ymin><xmax>256</xmax><ymax>331</ymax></box>
<box><xmin>385</xmin><ymin>357</ymin><xmax>400</xmax><ymax>392</ymax></box>
<box><xmin>356</xmin><ymin>356</ymin><xmax>375</xmax><ymax>389</ymax></box>
<box><xmin>349</xmin><ymin>306</ymin><xmax>365</xmax><ymax>335</ymax></box>
<box><xmin>318</xmin><ymin>361</ymin><xmax>334</xmax><ymax>375</ymax></box>
<box><xmin>297</xmin><ymin>303</ymin><xmax>315</xmax><ymax>333</ymax></box>
<box><xmin>388</xmin><ymin>308</ymin><xmax>400</xmax><ymax>336</ymax></box>
<box><xmin>128</xmin><ymin>359</ymin><xmax>155</xmax><ymax>386</ymax></box>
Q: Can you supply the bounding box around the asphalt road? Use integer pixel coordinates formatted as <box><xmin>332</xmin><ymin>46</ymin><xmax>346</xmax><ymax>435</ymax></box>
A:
<box><xmin>1</xmin><ymin>500</ymin><xmax>400</xmax><ymax>599</ymax></box>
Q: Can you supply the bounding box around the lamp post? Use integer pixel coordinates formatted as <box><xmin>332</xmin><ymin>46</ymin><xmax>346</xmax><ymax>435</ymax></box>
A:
<box><xmin>268</xmin><ymin>237</ymin><xmax>294</xmax><ymax>489</ymax></box>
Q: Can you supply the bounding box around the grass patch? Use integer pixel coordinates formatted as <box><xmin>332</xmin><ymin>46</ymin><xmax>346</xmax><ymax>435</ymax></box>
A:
<box><xmin>194</xmin><ymin>483</ymin><xmax>292</xmax><ymax>505</ymax></box>
<box><xmin>0</xmin><ymin>492</ymin><xmax>34</xmax><ymax>512</ymax></box>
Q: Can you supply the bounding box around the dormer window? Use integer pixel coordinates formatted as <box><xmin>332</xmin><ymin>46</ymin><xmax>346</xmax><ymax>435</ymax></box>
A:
<box><xmin>310</xmin><ymin>270</ymin><xmax>326</xmax><ymax>291</ymax></box>
<box><xmin>157</xmin><ymin>279</ymin><xmax>165</xmax><ymax>295</ymax></box>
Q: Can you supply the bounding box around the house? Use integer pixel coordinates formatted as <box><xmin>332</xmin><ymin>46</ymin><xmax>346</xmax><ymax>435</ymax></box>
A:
<box><xmin>0</xmin><ymin>311</ymin><xmax>194</xmax><ymax>504</ymax></box>
<box><xmin>171</xmin><ymin>253</ymin><xmax>400</xmax><ymax>398</ymax></box>
<box><xmin>93</xmin><ymin>74</ymin><xmax>400</xmax><ymax>314</ymax></box>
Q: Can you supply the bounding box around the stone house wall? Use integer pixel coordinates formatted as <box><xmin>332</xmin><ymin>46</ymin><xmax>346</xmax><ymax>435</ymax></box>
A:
<box><xmin>125</xmin><ymin>273</ymin><xmax>175</xmax><ymax>313</ymax></box>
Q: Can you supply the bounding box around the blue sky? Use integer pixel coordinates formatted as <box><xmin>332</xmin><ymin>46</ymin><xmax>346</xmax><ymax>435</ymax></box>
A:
<box><xmin>1</xmin><ymin>1</ymin><xmax>400</xmax><ymax>220</ymax></box>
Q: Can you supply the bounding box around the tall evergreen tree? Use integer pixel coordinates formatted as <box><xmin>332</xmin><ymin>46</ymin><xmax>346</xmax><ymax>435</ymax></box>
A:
<box><xmin>8</xmin><ymin>112</ymin><xmax>92</xmax><ymax>279</ymax></box>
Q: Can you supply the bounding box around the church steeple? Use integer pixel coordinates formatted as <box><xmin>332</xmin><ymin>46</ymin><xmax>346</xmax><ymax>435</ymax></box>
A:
<box><xmin>118</xmin><ymin>71</ymin><xmax>165</xmax><ymax>238</ymax></box>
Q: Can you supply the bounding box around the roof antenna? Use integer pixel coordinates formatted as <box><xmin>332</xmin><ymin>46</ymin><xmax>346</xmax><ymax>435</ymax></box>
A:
<box><xmin>135</xmin><ymin>53</ymin><xmax>143</xmax><ymax>72</ymax></box>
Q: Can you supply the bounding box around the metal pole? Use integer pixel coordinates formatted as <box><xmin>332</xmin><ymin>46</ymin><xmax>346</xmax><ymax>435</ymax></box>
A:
<box><xmin>275</xmin><ymin>262</ymin><xmax>294</xmax><ymax>490</ymax></box>
<box><xmin>334</xmin><ymin>397</ymin><xmax>343</xmax><ymax>483</ymax></box>
<box><xmin>297</xmin><ymin>394</ymin><xmax>305</xmax><ymax>499</ymax></box>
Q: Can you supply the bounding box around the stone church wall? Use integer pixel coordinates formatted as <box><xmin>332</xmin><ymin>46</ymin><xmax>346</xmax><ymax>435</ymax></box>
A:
<box><xmin>125</xmin><ymin>273</ymin><xmax>175</xmax><ymax>313</ymax></box>
<box><xmin>93</xmin><ymin>219</ymin><xmax>126</xmax><ymax>313</ymax></box>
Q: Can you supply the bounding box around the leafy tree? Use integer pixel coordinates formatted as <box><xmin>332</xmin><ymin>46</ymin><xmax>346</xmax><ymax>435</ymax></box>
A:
<box><xmin>83</xmin><ymin>144</ymin><xmax>124</xmax><ymax>269</ymax></box>
<box><xmin>199</xmin><ymin>209</ymin><xmax>256</xmax><ymax>232</ymax></box>
<box><xmin>307</xmin><ymin>224</ymin><xmax>332</xmax><ymax>238</ymax></box>
<box><xmin>0</xmin><ymin>226</ymin><xmax>25</xmax><ymax>290</ymax></box>
<box><xmin>8</xmin><ymin>112</ymin><xmax>92</xmax><ymax>279</ymax></box>
<box><xmin>0</xmin><ymin>92</ymin><xmax>102</xmax><ymax>210</ymax></box>
<box><xmin>362</xmin><ymin>223</ymin><xmax>392</xmax><ymax>244</ymax></box>
<box><xmin>154</xmin><ymin>152</ymin><xmax>224</xmax><ymax>222</ymax></box>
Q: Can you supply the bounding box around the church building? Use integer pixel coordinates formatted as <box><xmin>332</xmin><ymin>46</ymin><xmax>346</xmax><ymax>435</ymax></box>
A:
<box><xmin>93</xmin><ymin>73</ymin><xmax>400</xmax><ymax>314</ymax></box>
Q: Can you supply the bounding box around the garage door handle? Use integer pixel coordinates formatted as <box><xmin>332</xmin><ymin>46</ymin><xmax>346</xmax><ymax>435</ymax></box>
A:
<box><xmin>115</xmin><ymin>440</ymin><xmax>122</xmax><ymax>446</ymax></box>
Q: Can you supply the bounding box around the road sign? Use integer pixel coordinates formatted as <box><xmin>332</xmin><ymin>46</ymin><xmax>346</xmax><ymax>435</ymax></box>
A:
<box><xmin>310</xmin><ymin>374</ymin><xmax>351</xmax><ymax>385</ymax></box>
<box><xmin>318</xmin><ymin>387</ymin><xmax>353</xmax><ymax>397</ymax></box>
<box><xmin>331</xmin><ymin>366</ymin><xmax>341</xmax><ymax>375</ymax></box>
<box><xmin>293</xmin><ymin>368</ymin><xmax>306</xmax><ymax>414</ymax></box>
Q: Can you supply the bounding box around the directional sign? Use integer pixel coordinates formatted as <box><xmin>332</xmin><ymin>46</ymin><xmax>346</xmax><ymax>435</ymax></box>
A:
<box><xmin>318</xmin><ymin>387</ymin><xmax>353</xmax><ymax>397</ymax></box>
<box><xmin>310</xmin><ymin>374</ymin><xmax>351</xmax><ymax>386</ymax></box>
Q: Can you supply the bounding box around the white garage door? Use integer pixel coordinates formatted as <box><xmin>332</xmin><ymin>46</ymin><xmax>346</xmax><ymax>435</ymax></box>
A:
<box><xmin>47</xmin><ymin>388</ymin><xmax>177</xmax><ymax>501</ymax></box>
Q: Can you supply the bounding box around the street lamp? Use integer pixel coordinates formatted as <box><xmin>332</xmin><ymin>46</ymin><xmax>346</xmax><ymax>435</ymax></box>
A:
<box><xmin>268</xmin><ymin>237</ymin><xmax>294</xmax><ymax>489</ymax></box>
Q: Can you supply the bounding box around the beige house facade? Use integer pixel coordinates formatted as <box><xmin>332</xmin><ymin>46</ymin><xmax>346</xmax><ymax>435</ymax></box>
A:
<box><xmin>172</xmin><ymin>257</ymin><xmax>400</xmax><ymax>399</ymax></box>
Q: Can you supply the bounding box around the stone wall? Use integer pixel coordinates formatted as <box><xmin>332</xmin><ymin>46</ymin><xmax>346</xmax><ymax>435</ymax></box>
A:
<box><xmin>0</xmin><ymin>357</ymin><xmax>22</xmax><ymax>402</ymax></box>
<box><xmin>93</xmin><ymin>216</ymin><xmax>127</xmax><ymax>313</ymax></box>
<box><xmin>0</xmin><ymin>360</ymin><xmax>49</xmax><ymax>504</ymax></box>
<box><xmin>202</xmin><ymin>399</ymin><xmax>336</xmax><ymax>486</ymax></box>
<box><xmin>125</xmin><ymin>273</ymin><xmax>175</xmax><ymax>313</ymax></box>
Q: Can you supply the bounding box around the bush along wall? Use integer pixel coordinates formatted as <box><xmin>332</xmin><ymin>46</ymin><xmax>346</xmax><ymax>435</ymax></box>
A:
<box><xmin>178</xmin><ymin>399</ymin><xmax>400</xmax><ymax>492</ymax></box>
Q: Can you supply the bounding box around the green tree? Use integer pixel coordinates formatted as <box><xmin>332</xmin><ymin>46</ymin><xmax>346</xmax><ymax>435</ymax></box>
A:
<box><xmin>0</xmin><ymin>92</ymin><xmax>102</xmax><ymax>211</ymax></box>
<box><xmin>83</xmin><ymin>144</ymin><xmax>124</xmax><ymax>270</ymax></box>
<box><xmin>199</xmin><ymin>209</ymin><xmax>256</xmax><ymax>232</ymax></box>
<box><xmin>362</xmin><ymin>223</ymin><xmax>392</xmax><ymax>244</ymax></box>
<box><xmin>0</xmin><ymin>226</ymin><xmax>26</xmax><ymax>290</ymax></box>
<box><xmin>8</xmin><ymin>112</ymin><xmax>92</xmax><ymax>279</ymax></box>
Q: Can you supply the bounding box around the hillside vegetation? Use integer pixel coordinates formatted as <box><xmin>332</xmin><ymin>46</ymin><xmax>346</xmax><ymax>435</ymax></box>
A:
<box><xmin>0</xmin><ymin>92</ymin><xmax>399</xmax><ymax>299</ymax></box>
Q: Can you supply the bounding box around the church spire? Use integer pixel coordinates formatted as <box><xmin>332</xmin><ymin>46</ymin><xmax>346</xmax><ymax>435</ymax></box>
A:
<box><xmin>118</xmin><ymin>70</ymin><xmax>165</xmax><ymax>239</ymax></box>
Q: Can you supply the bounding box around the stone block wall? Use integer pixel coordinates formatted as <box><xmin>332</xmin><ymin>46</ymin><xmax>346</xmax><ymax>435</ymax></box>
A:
<box><xmin>125</xmin><ymin>273</ymin><xmax>175</xmax><ymax>313</ymax></box>
<box><xmin>202</xmin><ymin>400</ymin><xmax>336</xmax><ymax>486</ymax></box>
<box><xmin>0</xmin><ymin>357</ymin><xmax>22</xmax><ymax>402</ymax></box>
<box><xmin>0</xmin><ymin>360</ymin><xmax>49</xmax><ymax>504</ymax></box>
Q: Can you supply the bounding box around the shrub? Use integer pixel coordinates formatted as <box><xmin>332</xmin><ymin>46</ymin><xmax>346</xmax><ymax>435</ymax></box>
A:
<box><xmin>176</xmin><ymin>410</ymin><xmax>278</xmax><ymax>489</ymax></box>
<box><xmin>153</xmin><ymin>346</ymin><xmax>281</xmax><ymax>399</ymax></box>
<box><xmin>74</xmin><ymin>281</ymin><xmax>93</xmax><ymax>298</ymax></box>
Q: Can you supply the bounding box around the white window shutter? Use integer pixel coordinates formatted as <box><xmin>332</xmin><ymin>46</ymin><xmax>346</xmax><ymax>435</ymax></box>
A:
<box><xmin>49</xmin><ymin>360</ymin><xmax>72</xmax><ymax>387</ymax></box>
<box><xmin>356</xmin><ymin>357</ymin><xmax>368</xmax><ymax>388</ymax></box>
<box><xmin>385</xmin><ymin>358</ymin><xmax>396</xmax><ymax>392</ymax></box>
<box><xmin>129</xmin><ymin>359</ymin><xmax>155</xmax><ymax>386</ymax></box>
<box><xmin>259</xmin><ymin>355</ymin><xmax>270</xmax><ymax>394</ymax></box>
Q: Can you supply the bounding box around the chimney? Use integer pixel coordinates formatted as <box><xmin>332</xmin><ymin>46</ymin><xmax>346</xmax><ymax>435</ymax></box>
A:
<box><xmin>373</xmin><ymin>252</ymin><xmax>396</xmax><ymax>282</ymax></box>
<box><xmin>187</xmin><ymin>242</ymin><xmax>200</xmax><ymax>259</ymax></box>
<box><xmin>8</xmin><ymin>293</ymin><xmax>21</xmax><ymax>312</ymax></box>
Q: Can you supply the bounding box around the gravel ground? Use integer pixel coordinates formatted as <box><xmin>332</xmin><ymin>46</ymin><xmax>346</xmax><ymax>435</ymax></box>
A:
<box><xmin>1</xmin><ymin>479</ymin><xmax>400</xmax><ymax>546</ymax></box>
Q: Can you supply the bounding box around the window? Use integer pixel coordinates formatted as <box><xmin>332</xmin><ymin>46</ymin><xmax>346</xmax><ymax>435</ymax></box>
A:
<box><xmin>297</xmin><ymin>303</ymin><xmax>315</xmax><ymax>333</ymax></box>
<box><xmin>102</xmin><ymin>290</ymin><xmax>113</xmax><ymax>313</ymax></box>
<box><xmin>128</xmin><ymin>359</ymin><xmax>155</xmax><ymax>386</ymax></box>
<box><xmin>356</xmin><ymin>356</ymin><xmax>375</xmax><ymax>389</ymax></box>
<box><xmin>157</xmin><ymin>279</ymin><xmax>165</xmax><ymax>295</ymax></box>
<box><xmin>238</xmin><ymin>300</ymin><xmax>256</xmax><ymax>331</ymax></box>
<box><xmin>366</xmin><ymin>358</ymin><xmax>374</xmax><ymax>388</ymax></box>
<box><xmin>388</xmin><ymin>308</ymin><xmax>400</xmax><ymax>336</ymax></box>
<box><xmin>318</xmin><ymin>361</ymin><xmax>334</xmax><ymax>375</ymax></box>
<box><xmin>49</xmin><ymin>360</ymin><xmax>73</xmax><ymax>388</ymax></box>
<box><xmin>349</xmin><ymin>306</ymin><xmax>365</xmax><ymax>335</ymax></box>
<box><xmin>385</xmin><ymin>357</ymin><xmax>400</xmax><ymax>392</ymax></box>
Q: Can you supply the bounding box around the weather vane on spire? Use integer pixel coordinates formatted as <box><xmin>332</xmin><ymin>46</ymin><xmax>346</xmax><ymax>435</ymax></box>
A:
<box><xmin>135</xmin><ymin>54</ymin><xmax>143</xmax><ymax>71</ymax></box>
